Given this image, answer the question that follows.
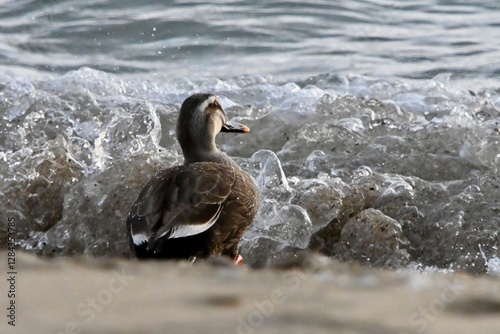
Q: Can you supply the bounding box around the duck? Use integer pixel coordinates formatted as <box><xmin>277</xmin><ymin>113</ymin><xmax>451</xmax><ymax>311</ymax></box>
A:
<box><xmin>126</xmin><ymin>93</ymin><xmax>259</xmax><ymax>264</ymax></box>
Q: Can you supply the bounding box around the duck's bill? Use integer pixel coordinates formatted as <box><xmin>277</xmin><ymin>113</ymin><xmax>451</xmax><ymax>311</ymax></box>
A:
<box><xmin>221</xmin><ymin>120</ymin><xmax>250</xmax><ymax>133</ymax></box>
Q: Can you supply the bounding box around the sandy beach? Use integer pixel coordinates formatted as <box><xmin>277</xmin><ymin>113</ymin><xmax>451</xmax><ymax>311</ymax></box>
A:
<box><xmin>1</xmin><ymin>251</ymin><xmax>499</xmax><ymax>334</ymax></box>
<box><xmin>1</xmin><ymin>2</ymin><xmax>500</xmax><ymax>334</ymax></box>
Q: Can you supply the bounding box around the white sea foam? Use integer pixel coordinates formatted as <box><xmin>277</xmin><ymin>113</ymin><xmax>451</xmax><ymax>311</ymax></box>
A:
<box><xmin>1</xmin><ymin>68</ymin><xmax>499</xmax><ymax>273</ymax></box>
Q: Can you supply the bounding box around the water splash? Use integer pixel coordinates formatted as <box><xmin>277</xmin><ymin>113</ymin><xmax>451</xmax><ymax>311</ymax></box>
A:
<box><xmin>1</xmin><ymin>68</ymin><xmax>499</xmax><ymax>274</ymax></box>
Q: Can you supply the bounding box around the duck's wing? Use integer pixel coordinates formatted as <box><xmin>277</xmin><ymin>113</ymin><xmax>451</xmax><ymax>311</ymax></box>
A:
<box><xmin>127</xmin><ymin>162</ymin><xmax>236</xmax><ymax>252</ymax></box>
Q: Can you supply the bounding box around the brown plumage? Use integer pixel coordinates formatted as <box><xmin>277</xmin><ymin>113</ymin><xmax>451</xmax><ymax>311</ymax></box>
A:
<box><xmin>126</xmin><ymin>93</ymin><xmax>260</xmax><ymax>262</ymax></box>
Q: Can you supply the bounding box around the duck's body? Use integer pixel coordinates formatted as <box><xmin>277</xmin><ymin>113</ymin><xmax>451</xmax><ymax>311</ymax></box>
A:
<box><xmin>126</xmin><ymin>94</ymin><xmax>259</xmax><ymax>262</ymax></box>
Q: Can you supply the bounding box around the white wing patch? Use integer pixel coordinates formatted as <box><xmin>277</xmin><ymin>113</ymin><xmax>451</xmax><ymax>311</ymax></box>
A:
<box><xmin>166</xmin><ymin>221</ymin><xmax>217</xmax><ymax>239</ymax></box>
<box><xmin>132</xmin><ymin>232</ymin><xmax>149</xmax><ymax>246</ymax></box>
<box><xmin>158</xmin><ymin>205</ymin><xmax>223</xmax><ymax>240</ymax></box>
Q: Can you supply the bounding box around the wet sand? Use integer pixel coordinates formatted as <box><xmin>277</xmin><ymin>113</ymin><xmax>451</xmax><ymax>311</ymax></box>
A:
<box><xmin>1</xmin><ymin>251</ymin><xmax>499</xmax><ymax>334</ymax></box>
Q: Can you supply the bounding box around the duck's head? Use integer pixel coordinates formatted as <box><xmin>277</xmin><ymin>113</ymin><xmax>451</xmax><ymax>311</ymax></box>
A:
<box><xmin>177</xmin><ymin>93</ymin><xmax>250</xmax><ymax>162</ymax></box>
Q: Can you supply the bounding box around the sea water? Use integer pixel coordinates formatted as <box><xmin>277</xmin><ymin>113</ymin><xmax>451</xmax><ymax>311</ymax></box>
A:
<box><xmin>0</xmin><ymin>0</ymin><xmax>499</xmax><ymax>274</ymax></box>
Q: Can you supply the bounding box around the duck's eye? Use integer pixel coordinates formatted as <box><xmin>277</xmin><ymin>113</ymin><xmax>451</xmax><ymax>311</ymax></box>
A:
<box><xmin>213</xmin><ymin>101</ymin><xmax>220</xmax><ymax>108</ymax></box>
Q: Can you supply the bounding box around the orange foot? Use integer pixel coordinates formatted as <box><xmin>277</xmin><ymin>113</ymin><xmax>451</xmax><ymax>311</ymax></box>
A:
<box><xmin>234</xmin><ymin>254</ymin><xmax>244</xmax><ymax>265</ymax></box>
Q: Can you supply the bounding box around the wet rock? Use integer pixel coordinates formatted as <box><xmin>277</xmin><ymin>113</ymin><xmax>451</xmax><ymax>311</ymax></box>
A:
<box><xmin>333</xmin><ymin>208</ymin><xmax>411</xmax><ymax>267</ymax></box>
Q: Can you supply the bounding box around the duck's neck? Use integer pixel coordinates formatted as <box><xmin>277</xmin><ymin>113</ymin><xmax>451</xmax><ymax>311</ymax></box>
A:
<box><xmin>178</xmin><ymin>126</ymin><xmax>239</xmax><ymax>167</ymax></box>
<box><xmin>182</xmin><ymin>146</ymin><xmax>236</xmax><ymax>167</ymax></box>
